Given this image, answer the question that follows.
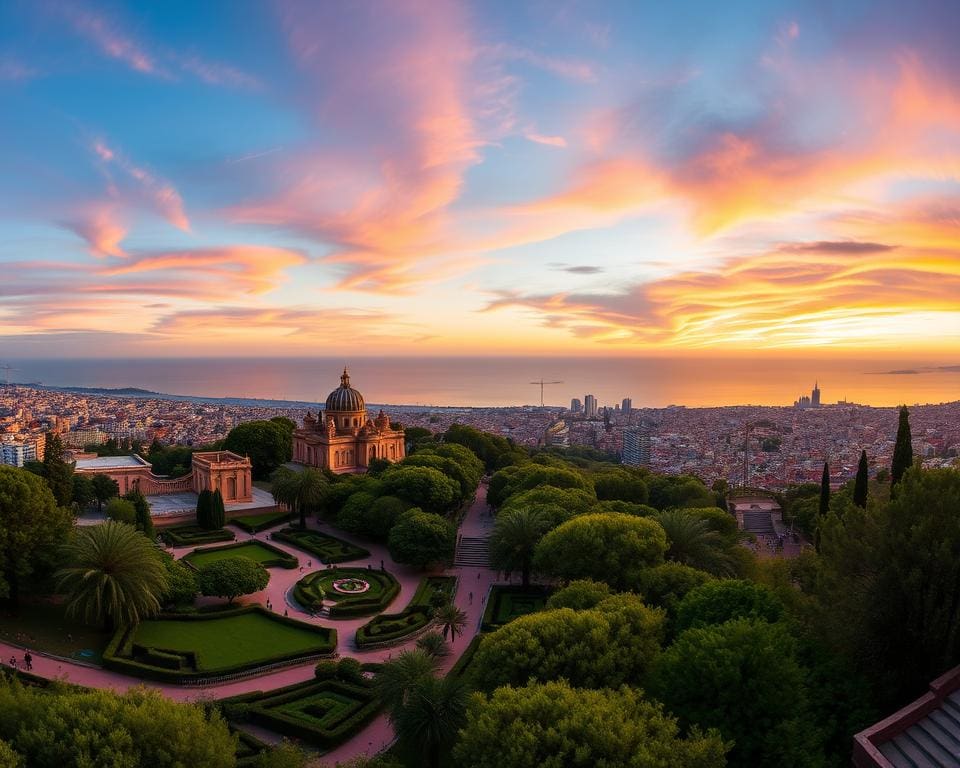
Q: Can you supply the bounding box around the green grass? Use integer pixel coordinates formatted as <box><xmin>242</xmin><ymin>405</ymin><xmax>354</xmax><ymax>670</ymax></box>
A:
<box><xmin>294</xmin><ymin>567</ymin><xmax>399</xmax><ymax>617</ymax></box>
<box><xmin>272</xmin><ymin>527</ymin><xmax>369</xmax><ymax>564</ymax></box>
<box><xmin>355</xmin><ymin>576</ymin><xmax>456</xmax><ymax>647</ymax></box>
<box><xmin>230</xmin><ymin>510</ymin><xmax>291</xmax><ymax>533</ymax></box>
<box><xmin>0</xmin><ymin>602</ymin><xmax>110</xmax><ymax>663</ymax></box>
<box><xmin>184</xmin><ymin>541</ymin><xmax>297</xmax><ymax>570</ymax></box>
<box><xmin>480</xmin><ymin>585</ymin><xmax>553</xmax><ymax>632</ymax></box>
<box><xmin>131</xmin><ymin>612</ymin><xmax>332</xmax><ymax>673</ymax></box>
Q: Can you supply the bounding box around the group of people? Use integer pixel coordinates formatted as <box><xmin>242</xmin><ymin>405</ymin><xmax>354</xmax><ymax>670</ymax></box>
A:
<box><xmin>6</xmin><ymin>651</ymin><xmax>32</xmax><ymax>671</ymax></box>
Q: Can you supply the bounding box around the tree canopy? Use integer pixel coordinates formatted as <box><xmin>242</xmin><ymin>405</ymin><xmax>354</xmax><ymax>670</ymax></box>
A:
<box><xmin>388</xmin><ymin>509</ymin><xmax>456</xmax><ymax>568</ymax></box>
<box><xmin>674</xmin><ymin>579</ymin><xmax>785</xmax><ymax>633</ymax></box>
<box><xmin>381</xmin><ymin>466</ymin><xmax>460</xmax><ymax>514</ymax></box>
<box><xmin>224</xmin><ymin>420</ymin><xmax>293</xmax><ymax>478</ymax></box>
<box><xmin>197</xmin><ymin>556</ymin><xmax>269</xmax><ymax>603</ymax></box>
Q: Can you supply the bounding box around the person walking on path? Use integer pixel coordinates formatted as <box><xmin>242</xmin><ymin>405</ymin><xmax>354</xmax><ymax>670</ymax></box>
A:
<box><xmin>469</xmin><ymin>591</ymin><xmax>473</xmax><ymax>605</ymax></box>
<box><xmin>23</xmin><ymin>652</ymin><xmax>32</xmax><ymax>671</ymax></box>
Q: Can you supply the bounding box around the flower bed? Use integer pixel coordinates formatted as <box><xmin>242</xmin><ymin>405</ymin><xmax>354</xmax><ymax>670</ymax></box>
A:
<box><xmin>220</xmin><ymin>678</ymin><xmax>380</xmax><ymax>749</ymax></box>
<box><xmin>480</xmin><ymin>585</ymin><xmax>553</xmax><ymax>632</ymax></box>
<box><xmin>183</xmin><ymin>540</ymin><xmax>298</xmax><ymax>570</ymax></box>
<box><xmin>270</xmin><ymin>527</ymin><xmax>370</xmax><ymax>564</ymax></box>
<box><xmin>293</xmin><ymin>567</ymin><xmax>399</xmax><ymax>618</ymax></box>
<box><xmin>103</xmin><ymin>606</ymin><xmax>335</xmax><ymax>682</ymax></box>
<box><xmin>355</xmin><ymin>576</ymin><xmax>457</xmax><ymax>647</ymax></box>
<box><xmin>230</xmin><ymin>510</ymin><xmax>292</xmax><ymax>534</ymax></box>
<box><xmin>161</xmin><ymin>525</ymin><xmax>235</xmax><ymax>547</ymax></box>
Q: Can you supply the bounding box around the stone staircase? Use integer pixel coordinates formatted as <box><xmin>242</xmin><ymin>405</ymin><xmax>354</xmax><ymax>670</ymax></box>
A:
<box><xmin>742</xmin><ymin>511</ymin><xmax>776</xmax><ymax>536</ymax></box>
<box><xmin>455</xmin><ymin>536</ymin><xmax>490</xmax><ymax>567</ymax></box>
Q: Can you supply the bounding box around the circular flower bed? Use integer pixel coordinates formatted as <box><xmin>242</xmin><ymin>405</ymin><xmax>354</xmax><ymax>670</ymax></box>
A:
<box><xmin>332</xmin><ymin>577</ymin><xmax>371</xmax><ymax>594</ymax></box>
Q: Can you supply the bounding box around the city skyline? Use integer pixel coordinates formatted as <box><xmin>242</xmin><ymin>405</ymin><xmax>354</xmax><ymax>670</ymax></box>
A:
<box><xmin>3</xmin><ymin>1</ymin><xmax>960</xmax><ymax>361</ymax></box>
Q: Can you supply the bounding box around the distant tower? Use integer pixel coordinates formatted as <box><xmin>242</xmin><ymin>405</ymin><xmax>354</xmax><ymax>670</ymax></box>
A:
<box><xmin>623</xmin><ymin>424</ymin><xmax>651</xmax><ymax>466</ymax></box>
<box><xmin>812</xmin><ymin>381</ymin><xmax>821</xmax><ymax>408</ymax></box>
<box><xmin>621</xmin><ymin>397</ymin><xmax>632</xmax><ymax>415</ymax></box>
<box><xmin>570</xmin><ymin>398</ymin><xmax>582</xmax><ymax>413</ymax></box>
<box><xmin>584</xmin><ymin>394</ymin><xmax>597</xmax><ymax>418</ymax></box>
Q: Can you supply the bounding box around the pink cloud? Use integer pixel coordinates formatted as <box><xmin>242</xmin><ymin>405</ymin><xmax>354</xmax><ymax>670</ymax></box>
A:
<box><xmin>525</xmin><ymin>132</ymin><xmax>568</xmax><ymax>148</ymax></box>
<box><xmin>63</xmin><ymin>205</ymin><xmax>127</xmax><ymax>258</ymax></box>
<box><xmin>68</xmin><ymin>8</ymin><xmax>162</xmax><ymax>75</ymax></box>
<box><xmin>0</xmin><ymin>58</ymin><xmax>38</xmax><ymax>81</ymax></box>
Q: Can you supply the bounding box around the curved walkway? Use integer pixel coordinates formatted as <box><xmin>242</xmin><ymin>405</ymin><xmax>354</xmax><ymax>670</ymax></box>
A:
<box><xmin>0</xmin><ymin>484</ymin><xmax>499</xmax><ymax>766</ymax></box>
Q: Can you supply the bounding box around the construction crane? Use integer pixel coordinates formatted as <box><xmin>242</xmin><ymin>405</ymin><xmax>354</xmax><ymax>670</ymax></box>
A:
<box><xmin>529</xmin><ymin>379</ymin><xmax>563</xmax><ymax>408</ymax></box>
<box><xmin>0</xmin><ymin>363</ymin><xmax>18</xmax><ymax>386</ymax></box>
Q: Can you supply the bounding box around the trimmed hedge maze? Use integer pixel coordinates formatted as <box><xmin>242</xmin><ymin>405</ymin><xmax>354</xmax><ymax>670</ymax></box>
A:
<box><xmin>480</xmin><ymin>585</ymin><xmax>553</xmax><ymax>632</ymax></box>
<box><xmin>293</xmin><ymin>567</ymin><xmax>399</xmax><ymax>618</ymax></box>
<box><xmin>230</xmin><ymin>510</ymin><xmax>292</xmax><ymax>533</ymax></box>
<box><xmin>271</xmin><ymin>527</ymin><xmax>370</xmax><ymax>564</ymax></box>
<box><xmin>161</xmin><ymin>525</ymin><xmax>235</xmax><ymax>547</ymax></box>
<box><xmin>221</xmin><ymin>678</ymin><xmax>380</xmax><ymax>749</ymax></box>
<box><xmin>183</xmin><ymin>540</ymin><xmax>298</xmax><ymax>570</ymax></box>
<box><xmin>103</xmin><ymin>606</ymin><xmax>336</xmax><ymax>682</ymax></box>
<box><xmin>356</xmin><ymin>576</ymin><xmax>457</xmax><ymax>648</ymax></box>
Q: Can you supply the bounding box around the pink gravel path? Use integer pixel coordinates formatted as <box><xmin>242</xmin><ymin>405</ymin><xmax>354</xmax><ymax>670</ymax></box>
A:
<box><xmin>0</xmin><ymin>483</ymin><xmax>500</xmax><ymax>767</ymax></box>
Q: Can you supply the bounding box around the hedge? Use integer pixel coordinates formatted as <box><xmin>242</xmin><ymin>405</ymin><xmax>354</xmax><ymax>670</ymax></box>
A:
<box><xmin>220</xmin><ymin>678</ymin><xmax>381</xmax><ymax>748</ymax></box>
<box><xmin>161</xmin><ymin>525</ymin><xmax>235</xmax><ymax>547</ymax></box>
<box><xmin>293</xmin><ymin>567</ymin><xmax>400</xmax><ymax>618</ymax></box>
<box><xmin>103</xmin><ymin>606</ymin><xmax>336</xmax><ymax>683</ymax></box>
<box><xmin>447</xmin><ymin>633</ymin><xmax>483</xmax><ymax>679</ymax></box>
<box><xmin>480</xmin><ymin>584</ymin><xmax>553</xmax><ymax>632</ymax></box>
<box><xmin>271</xmin><ymin>527</ymin><xmax>370</xmax><ymax>564</ymax></box>
<box><xmin>230</xmin><ymin>510</ymin><xmax>292</xmax><ymax>534</ymax></box>
<box><xmin>183</xmin><ymin>540</ymin><xmax>298</xmax><ymax>570</ymax></box>
<box><xmin>355</xmin><ymin>576</ymin><xmax>456</xmax><ymax>647</ymax></box>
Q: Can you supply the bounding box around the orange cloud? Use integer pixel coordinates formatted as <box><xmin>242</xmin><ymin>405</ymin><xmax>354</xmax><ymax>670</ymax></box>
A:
<box><xmin>525</xmin><ymin>132</ymin><xmax>568</xmax><ymax>148</ymax></box>
<box><xmin>64</xmin><ymin>205</ymin><xmax>127</xmax><ymax>257</ymax></box>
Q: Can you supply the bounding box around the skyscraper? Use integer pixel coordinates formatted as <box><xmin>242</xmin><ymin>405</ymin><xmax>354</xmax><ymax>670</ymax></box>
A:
<box><xmin>584</xmin><ymin>394</ymin><xmax>597</xmax><ymax>418</ymax></box>
<box><xmin>811</xmin><ymin>381</ymin><xmax>821</xmax><ymax>407</ymax></box>
<box><xmin>621</xmin><ymin>397</ymin><xmax>632</xmax><ymax>414</ymax></box>
<box><xmin>622</xmin><ymin>424</ymin><xmax>651</xmax><ymax>466</ymax></box>
<box><xmin>570</xmin><ymin>398</ymin><xmax>582</xmax><ymax>413</ymax></box>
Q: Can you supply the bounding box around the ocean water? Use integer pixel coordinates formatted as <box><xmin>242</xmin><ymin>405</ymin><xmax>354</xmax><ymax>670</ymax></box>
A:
<box><xmin>5</xmin><ymin>356</ymin><xmax>959</xmax><ymax>408</ymax></box>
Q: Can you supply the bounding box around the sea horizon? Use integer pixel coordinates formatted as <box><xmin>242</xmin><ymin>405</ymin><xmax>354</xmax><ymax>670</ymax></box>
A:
<box><xmin>5</xmin><ymin>356</ymin><xmax>959</xmax><ymax>410</ymax></box>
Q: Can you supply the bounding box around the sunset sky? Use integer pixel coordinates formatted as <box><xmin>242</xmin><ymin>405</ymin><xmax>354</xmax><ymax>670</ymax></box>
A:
<box><xmin>2</xmin><ymin>0</ymin><xmax>959</xmax><ymax>358</ymax></box>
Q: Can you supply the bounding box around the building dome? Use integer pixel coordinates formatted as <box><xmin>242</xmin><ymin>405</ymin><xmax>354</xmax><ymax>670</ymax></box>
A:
<box><xmin>325</xmin><ymin>367</ymin><xmax>365</xmax><ymax>412</ymax></box>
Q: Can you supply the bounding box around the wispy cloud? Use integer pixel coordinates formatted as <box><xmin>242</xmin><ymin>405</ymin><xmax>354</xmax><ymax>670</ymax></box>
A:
<box><xmin>525</xmin><ymin>132</ymin><xmax>567</xmax><ymax>148</ymax></box>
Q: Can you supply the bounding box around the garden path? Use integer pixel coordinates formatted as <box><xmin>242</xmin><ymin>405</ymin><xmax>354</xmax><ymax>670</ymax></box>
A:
<box><xmin>0</xmin><ymin>483</ymin><xmax>500</xmax><ymax>766</ymax></box>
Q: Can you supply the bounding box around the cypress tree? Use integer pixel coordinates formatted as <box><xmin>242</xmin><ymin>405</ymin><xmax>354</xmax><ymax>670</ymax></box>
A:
<box><xmin>42</xmin><ymin>433</ymin><xmax>74</xmax><ymax>507</ymax></box>
<box><xmin>211</xmin><ymin>489</ymin><xmax>226</xmax><ymax>529</ymax></box>
<box><xmin>819</xmin><ymin>462</ymin><xmax>831</xmax><ymax>517</ymax></box>
<box><xmin>196</xmin><ymin>489</ymin><xmax>213</xmax><ymax>530</ymax></box>
<box><xmin>125</xmin><ymin>489</ymin><xmax>154</xmax><ymax>539</ymax></box>
<box><xmin>891</xmin><ymin>405</ymin><xmax>913</xmax><ymax>496</ymax></box>
<box><xmin>853</xmin><ymin>450</ymin><xmax>869</xmax><ymax>509</ymax></box>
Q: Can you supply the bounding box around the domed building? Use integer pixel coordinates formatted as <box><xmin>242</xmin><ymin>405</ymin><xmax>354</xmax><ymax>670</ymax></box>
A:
<box><xmin>292</xmin><ymin>368</ymin><xmax>405</xmax><ymax>473</ymax></box>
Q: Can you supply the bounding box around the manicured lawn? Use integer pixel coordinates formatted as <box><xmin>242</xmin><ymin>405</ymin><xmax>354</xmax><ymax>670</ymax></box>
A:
<box><xmin>184</xmin><ymin>541</ymin><xmax>297</xmax><ymax>569</ymax></box>
<box><xmin>230</xmin><ymin>510</ymin><xmax>291</xmax><ymax>533</ymax></box>
<box><xmin>131</xmin><ymin>612</ymin><xmax>332</xmax><ymax>672</ymax></box>
<box><xmin>0</xmin><ymin>601</ymin><xmax>110</xmax><ymax>663</ymax></box>
<box><xmin>481</xmin><ymin>585</ymin><xmax>553</xmax><ymax>632</ymax></box>
<box><xmin>294</xmin><ymin>567</ymin><xmax>399</xmax><ymax>617</ymax></box>
<box><xmin>272</xmin><ymin>527</ymin><xmax>370</xmax><ymax>564</ymax></box>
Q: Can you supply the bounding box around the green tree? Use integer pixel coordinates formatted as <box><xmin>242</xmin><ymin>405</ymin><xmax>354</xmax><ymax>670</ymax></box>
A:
<box><xmin>489</xmin><ymin>506</ymin><xmax>551</xmax><ymax>587</ymax></box>
<box><xmin>90</xmin><ymin>473</ymin><xmax>119</xmax><ymax>513</ymax></box>
<box><xmin>638</xmin><ymin>562</ymin><xmax>713</xmax><ymax>615</ymax></box>
<box><xmin>500</xmin><ymin>485</ymin><xmax>596</xmax><ymax>527</ymax></box>
<box><xmin>123</xmin><ymin>489</ymin><xmax>154</xmax><ymax>538</ymax></box>
<box><xmin>381</xmin><ymin>466</ymin><xmax>459</xmax><ymax>514</ymax></box>
<box><xmin>196</xmin><ymin>488</ymin><xmax>214</xmax><ymax>529</ymax></box>
<box><xmin>443</xmin><ymin>424</ymin><xmax>514</xmax><ymax>472</ymax></box>
<box><xmin>197</xmin><ymin>556</ymin><xmax>269</xmax><ymax>603</ymax></box>
<box><xmin>684</xmin><ymin>506</ymin><xmax>739</xmax><ymax>544</ymax></box>
<box><xmin>374</xmin><ymin>649</ymin><xmax>439</xmax><ymax>712</ymax></box>
<box><xmin>416</xmin><ymin>630</ymin><xmax>449</xmax><ymax>658</ymax></box>
<box><xmin>650</xmin><ymin>618</ymin><xmax>819</xmax><ymax>768</ymax></box>
<box><xmin>819</xmin><ymin>462</ymin><xmax>831</xmax><ymax>517</ymax></box>
<box><xmin>653</xmin><ymin>509</ymin><xmax>734</xmax><ymax>576</ymax></box>
<box><xmin>853</xmin><ymin>450</ymin><xmax>869</xmax><ymax>509</ymax></box>
<box><xmin>224</xmin><ymin>420</ymin><xmax>292</xmax><ymax>479</ymax></box>
<box><xmin>0</xmin><ymin>680</ymin><xmax>236</xmax><ymax>768</ymax></box>
<box><xmin>592</xmin><ymin>469</ymin><xmax>649</xmax><ymax>504</ymax></box>
<box><xmin>890</xmin><ymin>405</ymin><xmax>914</xmax><ymax>495</ymax></box>
<box><xmin>160</xmin><ymin>555</ymin><xmax>197</xmax><ymax>607</ymax></box>
<box><xmin>646</xmin><ymin>473</ymin><xmax>715</xmax><ymax>510</ymax></box>
<box><xmin>545</xmin><ymin>579</ymin><xmax>611</xmax><ymax>611</ymax></box>
<box><xmin>72</xmin><ymin>473</ymin><xmax>94</xmax><ymax>511</ymax></box>
<box><xmin>434</xmin><ymin>603</ymin><xmax>467</xmax><ymax>645</ymax></box>
<box><xmin>105</xmin><ymin>497</ymin><xmax>137</xmax><ymax>525</ymax></box>
<box><xmin>391</xmin><ymin>673</ymin><xmax>467</xmax><ymax>768</ymax></box>
<box><xmin>489</xmin><ymin>464</ymin><xmax>593</xmax><ymax>508</ymax></box>
<box><xmin>533</xmin><ymin>512</ymin><xmax>666</xmax><ymax>590</ymax></box>
<box><xmin>254</xmin><ymin>741</ymin><xmax>310</xmax><ymax>768</ymax></box>
<box><xmin>210</xmin><ymin>488</ymin><xmax>226</xmax><ymax>529</ymax></box>
<box><xmin>56</xmin><ymin>521</ymin><xmax>168</xmax><ymax>629</ymax></box>
<box><xmin>675</xmin><ymin>580</ymin><xmax>785</xmax><ymax>633</ymax></box>
<box><xmin>271</xmin><ymin>467</ymin><xmax>328</xmax><ymax>529</ymax></box>
<box><xmin>41</xmin><ymin>433</ymin><xmax>73</xmax><ymax>507</ymax></box>
<box><xmin>0</xmin><ymin>466</ymin><xmax>73</xmax><ymax>605</ymax></box>
<box><xmin>362</xmin><ymin>495</ymin><xmax>409</xmax><ymax>539</ymax></box>
<box><xmin>454</xmin><ymin>680</ymin><xmax>728</xmax><ymax>768</ymax></box>
<box><xmin>336</xmin><ymin>491</ymin><xmax>378</xmax><ymax>534</ymax></box>
<box><xmin>388</xmin><ymin>509</ymin><xmax>456</xmax><ymax>568</ymax></box>
<box><xmin>471</xmin><ymin>595</ymin><xmax>664</xmax><ymax>691</ymax></box>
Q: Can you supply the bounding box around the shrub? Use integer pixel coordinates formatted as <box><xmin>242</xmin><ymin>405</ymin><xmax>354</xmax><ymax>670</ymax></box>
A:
<box><xmin>230</xmin><ymin>510</ymin><xmax>293</xmax><ymax>534</ymax></box>
<box><xmin>271</xmin><ymin>527</ymin><xmax>369</xmax><ymax>564</ymax></box>
<box><xmin>314</xmin><ymin>660</ymin><xmax>339</xmax><ymax>680</ymax></box>
<box><xmin>198</xmin><ymin>557</ymin><xmax>270</xmax><ymax>603</ymax></box>
<box><xmin>105</xmin><ymin>498</ymin><xmax>137</xmax><ymax>525</ymax></box>
<box><xmin>161</xmin><ymin>525</ymin><xmax>235</xmax><ymax>547</ymax></box>
<box><xmin>546</xmin><ymin>579</ymin><xmax>611</xmax><ymax>611</ymax></box>
<box><xmin>675</xmin><ymin>580</ymin><xmax>785</xmax><ymax>633</ymax></box>
<box><xmin>355</xmin><ymin>576</ymin><xmax>456</xmax><ymax>647</ymax></box>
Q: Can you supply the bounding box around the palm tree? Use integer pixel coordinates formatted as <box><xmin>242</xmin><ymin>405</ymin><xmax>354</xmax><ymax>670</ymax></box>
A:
<box><xmin>434</xmin><ymin>603</ymin><xmax>468</xmax><ymax>645</ymax></box>
<box><xmin>415</xmin><ymin>630</ymin><xmax>450</xmax><ymax>658</ymax></box>
<box><xmin>271</xmin><ymin>467</ymin><xmax>328</xmax><ymax>528</ymax></box>
<box><xmin>654</xmin><ymin>509</ymin><xmax>735</xmax><ymax>576</ymax></box>
<box><xmin>489</xmin><ymin>506</ymin><xmax>551</xmax><ymax>587</ymax></box>
<box><xmin>56</xmin><ymin>521</ymin><xmax>168</xmax><ymax>630</ymax></box>
<box><xmin>375</xmin><ymin>649</ymin><xmax>439</xmax><ymax>712</ymax></box>
<box><xmin>392</xmin><ymin>674</ymin><xmax>468</xmax><ymax>768</ymax></box>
